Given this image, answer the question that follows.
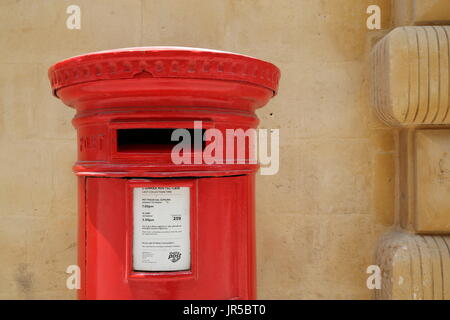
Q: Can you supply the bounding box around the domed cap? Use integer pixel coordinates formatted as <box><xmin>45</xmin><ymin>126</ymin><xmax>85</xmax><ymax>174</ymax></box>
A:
<box><xmin>48</xmin><ymin>47</ymin><xmax>280</xmax><ymax>97</ymax></box>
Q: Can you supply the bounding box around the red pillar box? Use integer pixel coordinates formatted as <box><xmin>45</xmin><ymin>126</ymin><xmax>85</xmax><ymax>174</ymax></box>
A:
<box><xmin>49</xmin><ymin>47</ymin><xmax>280</xmax><ymax>300</ymax></box>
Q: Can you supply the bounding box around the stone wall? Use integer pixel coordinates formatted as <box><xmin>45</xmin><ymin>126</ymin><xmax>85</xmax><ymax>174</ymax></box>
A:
<box><xmin>1</xmin><ymin>0</ymin><xmax>447</xmax><ymax>300</ymax></box>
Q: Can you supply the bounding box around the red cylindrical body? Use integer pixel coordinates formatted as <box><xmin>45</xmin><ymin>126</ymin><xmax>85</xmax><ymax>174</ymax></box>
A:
<box><xmin>49</xmin><ymin>47</ymin><xmax>280</xmax><ymax>300</ymax></box>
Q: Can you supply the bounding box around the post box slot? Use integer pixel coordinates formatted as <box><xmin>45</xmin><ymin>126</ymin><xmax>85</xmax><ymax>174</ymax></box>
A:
<box><xmin>117</xmin><ymin>128</ymin><xmax>205</xmax><ymax>153</ymax></box>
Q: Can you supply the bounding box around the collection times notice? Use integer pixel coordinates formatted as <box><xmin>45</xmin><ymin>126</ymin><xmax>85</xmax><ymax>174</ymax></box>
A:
<box><xmin>133</xmin><ymin>186</ymin><xmax>190</xmax><ymax>272</ymax></box>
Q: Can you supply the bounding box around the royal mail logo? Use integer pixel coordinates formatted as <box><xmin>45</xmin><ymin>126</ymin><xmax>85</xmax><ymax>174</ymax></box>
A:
<box><xmin>168</xmin><ymin>251</ymin><xmax>181</xmax><ymax>263</ymax></box>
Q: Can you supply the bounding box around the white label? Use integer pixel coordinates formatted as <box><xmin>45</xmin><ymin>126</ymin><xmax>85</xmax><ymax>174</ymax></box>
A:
<box><xmin>133</xmin><ymin>186</ymin><xmax>190</xmax><ymax>272</ymax></box>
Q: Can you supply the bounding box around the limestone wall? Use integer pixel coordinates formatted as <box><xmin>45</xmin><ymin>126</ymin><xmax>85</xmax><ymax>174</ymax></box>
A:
<box><xmin>0</xmin><ymin>0</ymin><xmax>447</xmax><ymax>300</ymax></box>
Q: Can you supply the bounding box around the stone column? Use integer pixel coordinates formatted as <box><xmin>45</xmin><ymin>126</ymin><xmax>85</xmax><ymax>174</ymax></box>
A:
<box><xmin>370</xmin><ymin>1</ymin><xmax>450</xmax><ymax>300</ymax></box>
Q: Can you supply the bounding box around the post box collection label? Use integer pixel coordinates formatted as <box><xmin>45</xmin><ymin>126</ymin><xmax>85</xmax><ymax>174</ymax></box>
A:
<box><xmin>133</xmin><ymin>186</ymin><xmax>190</xmax><ymax>272</ymax></box>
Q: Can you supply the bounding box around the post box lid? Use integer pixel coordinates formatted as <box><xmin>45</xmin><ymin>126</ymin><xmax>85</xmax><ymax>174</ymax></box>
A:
<box><xmin>48</xmin><ymin>47</ymin><xmax>280</xmax><ymax>97</ymax></box>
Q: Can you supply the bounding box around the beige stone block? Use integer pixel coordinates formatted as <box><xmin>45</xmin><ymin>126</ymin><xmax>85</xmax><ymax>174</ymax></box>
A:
<box><xmin>0</xmin><ymin>0</ymin><xmax>142</xmax><ymax>64</ymax></box>
<box><xmin>0</xmin><ymin>215</ymin><xmax>76</xmax><ymax>299</ymax></box>
<box><xmin>399</xmin><ymin>129</ymin><xmax>450</xmax><ymax>233</ymax></box>
<box><xmin>142</xmin><ymin>0</ymin><xmax>228</xmax><ymax>50</ymax></box>
<box><xmin>415</xmin><ymin>129</ymin><xmax>450</xmax><ymax>232</ymax></box>
<box><xmin>371</xmin><ymin>26</ymin><xmax>450</xmax><ymax>126</ymax></box>
<box><xmin>370</xmin><ymin>129</ymin><xmax>395</xmax><ymax>152</ymax></box>
<box><xmin>373</xmin><ymin>152</ymin><xmax>395</xmax><ymax>226</ymax></box>
<box><xmin>223</xmin><ymin>0</ymin><xmax>320</xmax><ymax>63</ymax></box>
<box><xmin>256</xmin><ymin>139</ymin><xmax>304</xmax><ymax>215</ymax></box>
<box><xmin>25</xmin><ymin>215</ymin><xmax>77</xmax><ymax>297</ymax></box>
<box><xmin>398</xmin><ymin>129</ymin><xmax>415</xmax><ymax>229</ymax></box>
<box><xmin>257</xmin><ymin>60</ymin><xmax>369</xmax><ymax>138</ymax></box>
<box><xmin>316</xmin><ymin>215</ymin><xmax>386</xmax><ymax>299</ymax></box>
<box><xmin>257</xmin><ymin>214</ymin><xmax>386</xmax><ymax>299</ymax></box>
<box><xmin>0</xmin><ymin>63</ymin><xmax>75</xmax><ymax>141</ymax></box>
<box><xmin>256</xmin><ymin>214</ymin><xmax>324</xmax><ymax>299</ymax></box>
<box><xmin>394</xmin><ymin>0</ymin><xmax>450</xmax><ymax>26</ymax></box>
<box><xmin>0</xmin><ymin>64</ymin><xmax>40</xmax><ymax>140</ymax></box>
<box><xmin>31</xmin><ymin>290</ymin><xmax>75</xmax><ymax>300</ymax></box>
<box><xmin>375</xmin><ymin>232</ymin><xmax>450</xmax><ymax>300</ymax></box>
<box><xmin>0</xmin><ymin>217</ymin><xmax>28</xmax><ymax>299</ymax></box>
<box><xmin>223</xmin><ymin>0</ymin><xmax>377</xmax><ymax>63</ymax></box>
<box><xmin>298</xmin><ymin>61</ymin><xmax>368</xmax><ymax>138</ymax></box>
<box><xmin>393</xmin><ymin>0</ymin><xmax>415</xmax><ymax>27</ymax></box>
<box><xmin>300</xmin><ymin>140</ymin><xmax>371</xmax><ymax>215</ymax></box>
<box><xmin>414</xmin><ymin>1</ymin><xmax>450</xmax><ymax>23</ymax></box>
<box><xmin>0</xmin><ymin>141</ymin><xmax>53</xmax><ymax>217</ymax></box>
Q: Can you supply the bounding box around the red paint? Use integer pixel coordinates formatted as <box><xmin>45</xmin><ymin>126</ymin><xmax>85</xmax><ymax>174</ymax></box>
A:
<box><xmin>49</xmin><ymin>47</ymin><xmax>280</xmax><ymax>300</ymax></box>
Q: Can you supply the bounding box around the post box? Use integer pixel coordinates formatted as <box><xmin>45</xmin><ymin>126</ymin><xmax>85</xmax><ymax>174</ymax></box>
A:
<box><xmin>48</xmin><ymin>47</ymin><xmax>280</xmax><ymax>300</ymax></box>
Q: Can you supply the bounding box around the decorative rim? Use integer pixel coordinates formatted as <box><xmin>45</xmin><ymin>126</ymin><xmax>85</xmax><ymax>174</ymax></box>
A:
<box><xmin>48</xmin><ymin>47</ymin><xmax>280</xmax><ymax>97</ymax></box>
